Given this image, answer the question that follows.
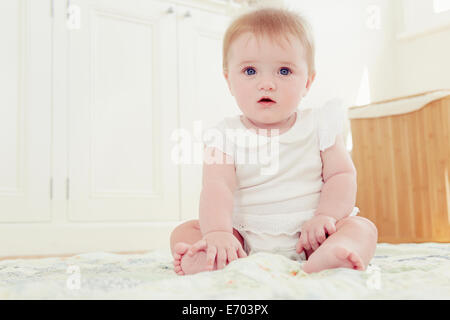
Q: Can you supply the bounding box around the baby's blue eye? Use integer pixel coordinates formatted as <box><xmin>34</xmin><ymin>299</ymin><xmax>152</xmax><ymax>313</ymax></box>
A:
<box><xmin>244</xmin><ymin>67</ymin><xmax>256</xmax><ymax>76</ymax></box>
<box><xmin>280</xmin><ymin>67</ymin><xmax>291</xmax><ymax>76</ymax></box>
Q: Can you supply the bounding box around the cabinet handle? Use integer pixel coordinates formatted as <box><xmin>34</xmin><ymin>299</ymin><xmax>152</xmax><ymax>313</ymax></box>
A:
<box><xmin>184</xmin><ymin>10</ymin><xmax>192</xmax><ymax>18</ymax></box>
<box><xmin>166</xmin><ymin>6</ymin><xmax>175</xmax><ymax>14</ymax></box>
<box><xmin>66</xmin><ymin>1</ymin><xmax>81</xmax><ymax>30</ymax></box>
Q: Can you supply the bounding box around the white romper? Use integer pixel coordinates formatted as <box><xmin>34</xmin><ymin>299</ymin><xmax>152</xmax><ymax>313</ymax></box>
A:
<box><xmin>202</xmin><ymin>101</ymin><xmax>359</xmax><ymax>261</ymax></box>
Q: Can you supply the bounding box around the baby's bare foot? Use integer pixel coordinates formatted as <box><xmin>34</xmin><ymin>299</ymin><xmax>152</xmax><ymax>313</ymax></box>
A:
<box><xmin>172</xmin><ymin>242</ymin><xmax>190</xmax><ymax>275</ymax></box>
<box><xmin>302</xmin><ymin>245</ymin><xmax>365</xmax><ymax>274</ymax></box>
<box><xmin>172</xmin><ymin>242</ymin><xmax>215</xmax><ymax>275</ymax></box>
<box><xmin>334</xmin><ymin>247</ymin><xmax>364</xmax><ymax>270</ymax></box>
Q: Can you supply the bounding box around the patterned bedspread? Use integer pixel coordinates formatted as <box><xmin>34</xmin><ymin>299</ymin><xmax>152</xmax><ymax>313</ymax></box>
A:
<box><xmin>0</xmin><ymin>242</ymin><xmax>449</xmax><ymax>299</ymax></box>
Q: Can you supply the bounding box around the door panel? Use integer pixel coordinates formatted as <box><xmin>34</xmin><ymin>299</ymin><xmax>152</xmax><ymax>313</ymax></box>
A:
<box><xmin>68</xmin><ymin>0</ymin><xmax>179</xmax><ymax>221</ymax></box>
<box><xmin>0</xmin><ymin>0</ymin><xmax>52</xmax><ymax>222</ymax></box>
<box><xmin>177</xmin><ymin>6</ymin><xmax>236</xmax><ymax>220</ymax></box>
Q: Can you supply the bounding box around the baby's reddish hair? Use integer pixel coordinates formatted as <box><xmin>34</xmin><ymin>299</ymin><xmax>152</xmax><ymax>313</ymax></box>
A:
<box><xmin>222</xmin><ymin>7</ymin><xmax>315</xmax><ymax>74</ymax></box>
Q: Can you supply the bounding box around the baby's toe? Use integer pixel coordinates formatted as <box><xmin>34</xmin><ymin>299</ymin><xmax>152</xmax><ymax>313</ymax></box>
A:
<box><xmin>174</xmin><ymin>242</ymin><xmax>191</xmax><ymax>255</ymax></box>
<box><xmin>348</xmin><ymin>252</ymin><xmax>364</xmax><ymax>270</ymax></box>
<box><xmin>173</xmin><ymin>252</ymin><xmax>183</xmax><ymax>261</ymax></box>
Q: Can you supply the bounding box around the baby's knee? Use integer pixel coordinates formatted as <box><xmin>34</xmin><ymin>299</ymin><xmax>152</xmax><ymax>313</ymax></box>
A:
<box><xmin>355</xmin><ymin>216</ymin><xmax>377</xmax><ymax>237</ymax></box>
<box><xmin>170</xmin><ymin>220</ymin><xmax>199</xmax><ymax>243</ymax></box>
<box><xmin>172</xmin><ymin>219</ymin><xmax>199</xmax><ymax>233</ymax></box>
<box><xmin>338</xmin><ymin>216</ymin><xmax>378</xmax><ymax>239</ymax></box>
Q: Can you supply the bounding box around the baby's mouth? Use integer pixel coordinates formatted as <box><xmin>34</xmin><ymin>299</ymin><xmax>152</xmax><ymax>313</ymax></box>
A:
<box><xmin>258</xmin><ymin>97</ymin><xmax>276</xmax><ymax>105</ymax></box>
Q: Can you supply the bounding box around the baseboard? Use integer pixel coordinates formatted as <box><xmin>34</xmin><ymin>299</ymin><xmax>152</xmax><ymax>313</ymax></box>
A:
<box><xmin>0</xmin><ymin>221</ymin><xmax>182</xmax><ymax>258</ymax></box>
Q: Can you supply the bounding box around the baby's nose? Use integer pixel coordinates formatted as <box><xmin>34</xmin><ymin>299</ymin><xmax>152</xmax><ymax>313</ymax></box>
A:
<box><xmin>258</xmin><ymin>79</ymin><xmax>276</xmax><ymax>91</ymax></box>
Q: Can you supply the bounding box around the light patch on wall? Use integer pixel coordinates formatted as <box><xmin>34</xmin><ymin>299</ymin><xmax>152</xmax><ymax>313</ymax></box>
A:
<box><xmin>347</xmin><ymin>64</ymin><xmax>373</xmax><ymax>153</ymax></box>
<box><xmin>348</xmin><ymin>65</ymin><xmax>370</xmax><ymax>152</ymax></box>
<box><xmin>346</xmin><ymin>131</ymin><xmax>353</xmax><ymax>152</ymax></box>
<box><xmin>355</xmin><ymin>66</ymin><xmax>371</xmax><ymax>106</ymax></box>
<box><xmin>433</xmin><ymin>0</ymin><xmax>450</xmax><ymax>13</ymax></box>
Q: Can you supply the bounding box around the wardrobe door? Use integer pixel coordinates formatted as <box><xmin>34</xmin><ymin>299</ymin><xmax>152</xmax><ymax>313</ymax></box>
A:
<box><xmin>0</xmin><ymin>0</ymin><xmax>52</xmax><ymax>222</ymax></box>
<box><xmin>67</xmin><ymin>0</ymin><xmax>180</xmax><ymax>222</ymax></box>
<box><xmin>176</xmin><ymin>5</ymin><xmax>237</xmax><ymax>220</ymax></box>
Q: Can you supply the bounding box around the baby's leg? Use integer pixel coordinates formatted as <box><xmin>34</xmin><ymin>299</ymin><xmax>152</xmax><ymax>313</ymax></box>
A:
<box><xmin>302</xmin><ymin>216</ymin><xmax>377</xmax><ymax>273</ymax></box>
<box><xmin>170</xmin><ymin>219</ymin><xmax>245</xmax><ymax>275</ymax></box>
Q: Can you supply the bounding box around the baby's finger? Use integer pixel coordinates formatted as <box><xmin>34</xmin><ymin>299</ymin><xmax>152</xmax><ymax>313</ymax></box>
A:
<box><xmin>301</xmin><ymin>232</ymin><xmax>311</xmax><ymax>251</ymax></box>
<box><xmin>189</xmin><ymin>239</ymin><xmax>207</xmax><ymax>255</ymax></box>
<box><xmin>227</xmin><ymin>247</ymin><xmax>238</xmax><ymax>262</ymax></box>
<box><xmin>296</xmin><ymin>239</ymin><xmax>304</xmax><ymax>254</ymax></box>
<box><xmin>237</xmin><ymin>246</ymin><xmax>247</xmax><ymax>258</ymax></box>
<box><xmin>325</xmin><ymin>221</ymin><xmax>336</xmax><ymax>236</ymax></box>
<box><xmin>206</xmin><ymin>246</ymin><xmax>217</xmax><ymax>270</ymax></box>
<box><xmin>216</xmin><ymin>248</ymin><xmax>227</xmax><ymax>269</ymax></box>
<box><xmin>315</xmin><ymin>227</ymin><xmax>326</xmax><ymax>244</ymax></box>
<box><xmin>308</xmin><ymin>230</ymin><xmax>319</xmax><ymax>251</ymax></box>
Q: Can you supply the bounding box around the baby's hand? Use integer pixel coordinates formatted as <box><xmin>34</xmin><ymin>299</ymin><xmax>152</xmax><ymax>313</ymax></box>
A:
<box><xmin>296</xmin><ymin>215</ymin><xmax>337</xmax><ymax>253</ymax></box>
<box><xmin>188</xmin><ymin>231</ymin><xmax>247</xmax><ymax>270</ymax></box>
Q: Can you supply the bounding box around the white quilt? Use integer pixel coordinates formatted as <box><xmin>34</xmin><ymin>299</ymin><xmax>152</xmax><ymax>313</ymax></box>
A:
<box><xmin>0</xmin><ymin>242</ymin><xmax>449</xmax><ymax>299</ymax></box>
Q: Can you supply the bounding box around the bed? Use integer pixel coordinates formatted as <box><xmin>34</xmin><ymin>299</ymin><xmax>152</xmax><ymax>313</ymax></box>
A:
<box><xmin>1</xmin><ymin>242</ymin><xmax>449</xmax><ymax>299</ymax></box>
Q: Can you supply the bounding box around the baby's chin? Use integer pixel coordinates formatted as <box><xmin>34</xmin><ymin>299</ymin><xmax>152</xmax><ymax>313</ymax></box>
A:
<box><xmin>248</xmin><ymin>113</ymin><xmax>291</xmax><ymax>125</ymax></box>
<box><xmin>244</xmin><ymin>117</ymin><xmax>292</xmax><ymax>131</ymax></box>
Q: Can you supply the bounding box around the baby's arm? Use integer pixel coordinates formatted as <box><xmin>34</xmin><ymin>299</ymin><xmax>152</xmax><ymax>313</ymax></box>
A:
<box><xmin>198</xmin><ymin>147</ymin><xmax>236</xmax><ymax>234</ymax></box>
<box><xmin>315</xmin><ymin>133</ymin><xmax>357</xmax><ymax>220</ymax></box>
<box><xmin>188</xmin><ymin>146</ymin><xmax>247</xmax><ymax>270</ymax></box>
<box><xmin>297</xmin><ymin>133</ymin><xmax>356</xmax><ymax>252</ymax></box>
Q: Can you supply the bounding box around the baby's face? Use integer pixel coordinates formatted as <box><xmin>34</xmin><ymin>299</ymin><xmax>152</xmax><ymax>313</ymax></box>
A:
<box><xmin>224</xmin><ymin>32</ymin><xmax>314</xmax><ymax>127</ymax></box>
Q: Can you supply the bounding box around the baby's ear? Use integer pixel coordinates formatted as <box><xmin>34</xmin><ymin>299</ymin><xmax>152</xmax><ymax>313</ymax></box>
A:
<box><xmin>306</xmin><ymin>72</ymin><xmax>316</xmax><ymax>90</ymax></box>
<box><xmin>303</xmin><ymin>72</ymin><xmax>316</xmax><ymax>96</ymax></box>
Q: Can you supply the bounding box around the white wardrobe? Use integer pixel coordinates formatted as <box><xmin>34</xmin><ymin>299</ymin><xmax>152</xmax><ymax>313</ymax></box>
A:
<box><xmin>0</xmin><ymin>0</ymin><xmax>256</xmax><ymax>257</ymax></box>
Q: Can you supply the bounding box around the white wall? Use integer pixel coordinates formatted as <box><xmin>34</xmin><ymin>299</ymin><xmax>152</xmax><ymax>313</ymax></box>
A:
<box><xmin>282</xmin><ymin>0</ymin><xmax>450</xmax><ymax>107</ymax></box>
<box><xmin>280</xmin><ymin>0</ymin><xmax>397</xmax><ymax>144</ymax></box>
<box><xmin>394</xmin><ymin>0</ymin><xmax>450</xmax><ymax>96</ymax></box>
<box><xmin>283</xmin><ymin>0</ymin><xmax>397</xmax><ymax>110</ymax></box>
<box><xmin>275</xmin><ymin>0</ymin><xmax>450</xmax><ymax>147</ymax></box>
<box><xmin>395</xmin><ymin>28</ymin><xmax>450</xmax><ymax>96</ymax></box>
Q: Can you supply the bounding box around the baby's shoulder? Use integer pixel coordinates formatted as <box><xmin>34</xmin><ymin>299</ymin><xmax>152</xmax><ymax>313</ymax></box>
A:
<box><xmin>312</xmin><ymin>99</ymin><xmax>346</xmax><ymax>151</ymax></box>
<box><xmin>202</xmin><ymin>115</ymin><xmax>243</xmax><ymax>158</ymax></box>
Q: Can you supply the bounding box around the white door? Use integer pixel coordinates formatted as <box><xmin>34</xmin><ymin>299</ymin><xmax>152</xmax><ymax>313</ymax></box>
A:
<box><xmin>176</xmin><ymin>5</ymin><xmax>238</xmax><ymax>220</ymax></box>
<box><xmin>67</xmin><ymin>0</ymin><xmax>180</xmax><ymax>222</ymax></box>
<box><xmin>0</xmin><ymin>0</ymin><xmax>52</xmax><ymax>222</ymax></box>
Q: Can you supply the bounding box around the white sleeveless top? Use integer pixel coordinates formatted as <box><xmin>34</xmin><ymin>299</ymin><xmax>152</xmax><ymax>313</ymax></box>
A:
<box><xmin>202</xmin><ymin>100</ymin><xmax>349</xmax><ymax>236</ymax></box>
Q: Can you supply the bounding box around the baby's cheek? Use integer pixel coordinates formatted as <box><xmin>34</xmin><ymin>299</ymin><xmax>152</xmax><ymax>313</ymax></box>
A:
<box><xmin>294</xmin><ymin>79</ymin><xmax>309</xmax><ymax>98</ymax></box>
<box><xmin>285</xmin><ymin>92</ymin><xmax>302</xmax><ymax>108</ymax></box>
<box><xmin>238</xmin><ymin>90</ymin><xmax>251</xmax><ymax>103</ymax></box>
<box><xmin>233</xmin><ymin>83</ymin><xmax>251</xmax><ymax>103</ymax></box>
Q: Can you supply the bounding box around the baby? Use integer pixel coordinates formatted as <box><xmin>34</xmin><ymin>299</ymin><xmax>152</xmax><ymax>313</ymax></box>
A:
<box><xmin>170</xmin><ymin>7</ymin><xmax>377</xmax><ymax>275</ymax></box>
